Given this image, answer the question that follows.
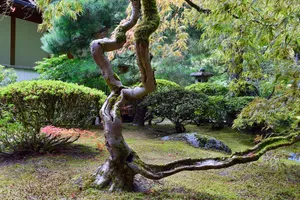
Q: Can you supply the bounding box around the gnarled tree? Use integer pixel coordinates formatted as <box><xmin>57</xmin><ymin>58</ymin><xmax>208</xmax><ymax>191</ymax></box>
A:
<box><xmin>89</xmin><ymin>0</ymin><xmax>300</xmax><ymax>192</ymax></box>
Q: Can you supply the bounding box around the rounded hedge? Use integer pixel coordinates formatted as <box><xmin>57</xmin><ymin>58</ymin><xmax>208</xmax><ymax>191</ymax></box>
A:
<box><xmin>155</xmin><ymin>79</ymin><xmax>181</xmax><ymax>92</ymax></box>
<box><xmin>0</xmin><ymin>80</ymin><xmax>107</xmax><ymax>129</ymax></box>
<box><xmin>185</xmin><ymin>82</ymin><xmax>228</xmax><ymax>96</ymax></box>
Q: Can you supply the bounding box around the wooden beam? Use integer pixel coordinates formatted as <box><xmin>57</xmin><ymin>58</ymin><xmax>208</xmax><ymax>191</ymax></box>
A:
<box><xmin>10</xmin><ymin>16</ymin><xmax>16</xmax><ymax>65</ymax></box>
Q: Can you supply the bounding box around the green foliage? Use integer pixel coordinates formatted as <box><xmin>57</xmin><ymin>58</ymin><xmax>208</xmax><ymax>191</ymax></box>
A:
<box><xmin>0</xmin><ymin>65</ymin><xmax>17</xmax><ymax>87</ymax></box>
<box><xmin>194</xmin><ymin>96</ymin><xmax>254</xmax><ymax>128</ymax></box>
<box><xmin>141</xmin><ymin>89</ymin><xmax>209</xmax><ymax>132</ymax></box>
<box><xmin>229</xmin><ymin>80</ymin><xmax>259</xmax><ymax>97</ymax></box>
<box><xmin>185</xmin><ymin>82</ymin><xmax>228</xmax><ymax>96</ymax></box>
<box><xmin>200</xmin><ymin>0</ymin><xmax>300</xmax><ymax>82</ymax></box>
<box><xmin>0</xmin><ymin>80</ymin><xmax>107</xmax><ymax>131</ymax></box>
<box><xmin>226</xmin><ymin>96</ymin><xmax>255</xmax><ymax>116</ymax></box>
<box><xmin>206</xmin><ymin>96</ymin><xmax>227</xmax><ymax>128</ymax></box>
<box><xmin>35</xmin><ymin>55</ymin><xmax>108</xmax><ymax>92</ymax></box>
<box><xmin>153</xmin><ymin>56</ymin><xmax>194</xmax><ymax>86</ymax></box>
<box><xmin>233</xmin><ymin>89</ymin><xmax>300</xmax><ymax>134</ymax></box>
<box><xmin>41</xmin><ymin>0</ymin><xmax>127</xmax><ymax>56</ymax></box>
<box><xmin>111</xmin><ymin>51</ymin><xmax>140</xmax><ymax>87</ymax></box>
<box><xmin>155</xmin><ymin>79</ymin><xmax>181</xmax><ymax>92</ymax></box>
<box><xmin>35</xmin><ymin>0</ymin><xmax>83</xmax><ymax>31</ymax></box>
<box><xmin>0</xmin><ymin>109</ymin><xmax>79</xmax><ymax>156</ymax></box>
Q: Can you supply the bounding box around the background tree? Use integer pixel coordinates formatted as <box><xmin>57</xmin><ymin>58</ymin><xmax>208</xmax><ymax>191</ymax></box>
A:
<box><xmin>41</xmin><ymin>0</ymin><xmax>127</xmax><ymax>57</ymax></box>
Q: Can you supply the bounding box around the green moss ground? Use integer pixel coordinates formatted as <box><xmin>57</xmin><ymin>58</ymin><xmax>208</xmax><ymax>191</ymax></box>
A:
<box><xmin>0</xmin><ymin>124</ymin><xmax>299</xmax><ymax>199</ymax></box>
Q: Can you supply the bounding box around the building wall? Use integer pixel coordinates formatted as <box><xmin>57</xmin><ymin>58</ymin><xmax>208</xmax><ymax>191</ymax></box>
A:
<box><xmin>15</xmin><ymin>18</ymin><xmax>49</xmax><ymax>67</ymax></box>
<box><xmin>0</xmin><ymin>15</ymin><xmax>11</xmax><ymax>65</ymax></box>
<box><xmin>14</xmin><ymin>68</ymin><xmax>39</xmax><ymax>82</ymax></box>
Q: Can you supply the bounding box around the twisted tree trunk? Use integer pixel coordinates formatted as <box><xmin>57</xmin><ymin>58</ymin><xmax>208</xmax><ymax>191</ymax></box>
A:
<box><xmin>90</xmin><ymin>0</ymin><xmax>159</xmax><ymax>191</ymax></box>
<box><xmin>90</xmin><ymin>0</ymin><xmax>300</xmax><ymax>192</ymax></box>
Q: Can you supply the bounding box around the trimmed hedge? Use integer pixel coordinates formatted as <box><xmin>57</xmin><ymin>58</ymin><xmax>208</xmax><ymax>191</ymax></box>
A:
<box><xmin>155</xmin><ymin>79</ymin><xmax>181</xmax><ymax>92</ymax></box>
<box><xmin>141</xmin><ymin>89</ymin><xmax>209</xmax><ymax>132</ymax></box>
<box><xmin>0</xmin><ymin>80</ymin><xmax>107</xmax><ymax>129</ymax></box>
<box><xmin>185</xmin><ymin>82</ymin><xmax>228</xmax><ymax>96</ymax></box>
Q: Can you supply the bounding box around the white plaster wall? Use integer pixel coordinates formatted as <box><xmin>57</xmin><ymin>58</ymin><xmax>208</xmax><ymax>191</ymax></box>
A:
<box><xmin>0</xmin><ymin>14</ymin><xmax>11</xmax><ymax>65</ymax></box>
<box><xmin>15</xmin><ymin>18</ymin><xmax>48</xmax><ymax>67</ymax></box>
<box><xmin>15</xmin><ymin>68</ymin><xmax>39</xmax><ymax>82</ymax></box>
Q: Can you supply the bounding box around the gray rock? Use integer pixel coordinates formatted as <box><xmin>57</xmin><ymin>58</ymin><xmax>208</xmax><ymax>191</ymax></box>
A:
<box><xmin>161</xmin><ymin>132</ymin><xmax>232</xmax><ymax>154</ymax></box>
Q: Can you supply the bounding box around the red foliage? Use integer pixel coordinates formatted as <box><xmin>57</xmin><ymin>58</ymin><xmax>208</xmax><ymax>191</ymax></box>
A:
<box><xmin>41</xmin><ymin>126</ymin><xmax>96</xmax><ymax>138</ymax></box>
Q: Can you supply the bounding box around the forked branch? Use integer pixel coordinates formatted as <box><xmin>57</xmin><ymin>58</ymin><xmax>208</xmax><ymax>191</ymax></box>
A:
<box><xmin>128</xmin><ymin>132</ymin><xmax>300</xmax><ymax>179</ymax></box>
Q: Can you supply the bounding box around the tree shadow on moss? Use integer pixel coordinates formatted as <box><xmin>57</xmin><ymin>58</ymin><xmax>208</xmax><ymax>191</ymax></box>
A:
<box><xmin>0</xmin><ymin>143</ymin><xmax>101</xmax><ymax>164</ymax></box>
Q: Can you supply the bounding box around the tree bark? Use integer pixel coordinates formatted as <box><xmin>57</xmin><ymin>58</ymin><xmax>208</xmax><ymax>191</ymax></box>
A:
<box><xmin>90</xmin><ymin>0</ymin><xmax>159</xmax><ymax>191</ymax></box>
<box><xmin>132</xmin><ymin>99</ymin><xmax>147</xmax><ymax>126</ymax></box>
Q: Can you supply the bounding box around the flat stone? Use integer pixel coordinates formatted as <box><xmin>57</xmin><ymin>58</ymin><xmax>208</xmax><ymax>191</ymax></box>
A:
<box><xmin>161</xmin><ymin>132</ymin><xmax>232</xmax><ymax>154</ymax></box>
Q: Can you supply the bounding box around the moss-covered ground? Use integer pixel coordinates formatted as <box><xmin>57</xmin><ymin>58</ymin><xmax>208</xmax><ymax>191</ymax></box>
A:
<box><xmin>0</xmin><ymin>124</ymin><xmax>299</xmax><ymax>199</ymax></box>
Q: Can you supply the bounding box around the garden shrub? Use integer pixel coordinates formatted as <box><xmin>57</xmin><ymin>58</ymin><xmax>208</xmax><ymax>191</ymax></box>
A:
<box><xmin>225</xmin><ymin>96</ymin><xmax>255</xmax><ymax>126</ymax></box>
<box><xmin>132</xmin><ymin>79</ymin><xmax>181</xmax><ymax>126</ymax></box>
<box><xmin>141</xmin><ymin>89</ymin><xmax>209</xmax><ymax>132</ymax></box>
<box><xmin>35</xmin><ymin>55</ymin><xmax>108</xmax><ymax>92</ymax></box>
<box><xmin>206</xmin><ymin>96</ymin><xmax>227</xmax><ymax>129</ymax></box>
<box><xmin>0</xmin><ymin>80</ymin><xmax>107</xmax><ymax>130</ymax></box>
<box><xmin>233</xmin><ymin>89</ymin><xmax>300</xmax><ymax>134</ymax></box>
<box><xmin>135</xmin><ymin>79</ymin><xmax>181</xmax><ymax>92</ymax></box>
<box><xmin>0</xmin><ymin>108</ymin><xmax>80</xmax><ymax>156</ymax></box>
<box><xmin>194</xmin><ymin>96</ymin><xmax>255</xmax><ymax>128</ymax></box>
<box><xmin>0</xmin><ymin>65</ymin><xmax>17</xmax><ymax>87</ymax></box>
<box><xmin>155</xmin><ymin>79</ymin><xmax>181</xmax><ymax>92</ymax></box>
<box><xmin>185</xmin><ymin>82</ymin><xmax>228</xmax><ymax>96</ymax></box>
<box><xmin>229</xmin><ymin>80</ymin><xmax>259</xmax><ymax>97</ymax></box>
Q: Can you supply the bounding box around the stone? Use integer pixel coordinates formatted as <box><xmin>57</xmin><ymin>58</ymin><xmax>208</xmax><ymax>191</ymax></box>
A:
<box><xmin>161</xmin><ymin>132</ymin><xmax>232</xmax><ymax>154</ymax></box>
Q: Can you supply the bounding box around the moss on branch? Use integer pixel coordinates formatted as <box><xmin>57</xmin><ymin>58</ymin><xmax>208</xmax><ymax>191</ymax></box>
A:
<box><xmin>135</xmin><ymin>0</ymin><xmax>160</xmax><ymax>43</ymax></box>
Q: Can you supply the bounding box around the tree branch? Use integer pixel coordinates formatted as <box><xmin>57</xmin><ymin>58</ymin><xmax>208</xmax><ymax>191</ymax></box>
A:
<box><xmin>183</xmin><ymin>0</ymin><xmax>211</xmax><ymax>14</ymax></box>
<box><xmin>128</xmin><ymin>132</ymin><xmax>300</xmax><ymax>180</ymax></box>
<box><xmin>123</xmin><ymin>0</ymin><xmax>160</xmax><ymax>100</ymax></box>
<box><xmin>90</xmin><ymin>0</ymin><xmax>141</xmax><ymax>91</ymax></box>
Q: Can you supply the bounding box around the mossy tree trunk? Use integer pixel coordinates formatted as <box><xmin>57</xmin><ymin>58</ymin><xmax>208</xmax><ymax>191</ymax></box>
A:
<box><xmin>90</xmin><ymin>0</ymin><xmax>300</xmax><ymax>192</ymax></box>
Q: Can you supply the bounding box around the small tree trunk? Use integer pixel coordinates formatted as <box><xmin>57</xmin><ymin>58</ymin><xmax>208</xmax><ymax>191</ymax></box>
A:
<box><xmin>94</xmin><ymin>158</ymin><xmax>135</xmax><ymax>191</ymax></box>
<box><xmin>132</xmin><ymin>99</ymin><xmax>147</xmax><ymax>126</ymax></box>
<box><xmin>93</xmin><ymin>96</ymin><xmax>136</xmax><ymax>191</ymax></box>
<box><xmin>175</xmin><ymin>122</ymin><xmax>186</xmax><ymax>133</ymax></box>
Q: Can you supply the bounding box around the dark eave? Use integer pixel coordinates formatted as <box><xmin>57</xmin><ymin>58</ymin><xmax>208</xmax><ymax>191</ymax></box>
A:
<box><xmin>0</xmin><ymin>0</ymin><xmax>42</xmax><ymax>23</ymax></box>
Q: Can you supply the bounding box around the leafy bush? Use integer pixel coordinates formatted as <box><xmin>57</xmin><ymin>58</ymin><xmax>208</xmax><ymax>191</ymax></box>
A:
<box><xmin>225</xmin><ymin>96</ymin><xmax>255</xmax><ymax>126</ymax></box>
<box><xmin>155</xmin><ymin>79</ymin><xmax>181</xmax><ymax>92</ymax></box>
<box><xmin>0</xmin><ymin>65</ymin><xmax>17</xmax><ymax>87</ymax></box>
<box><xmin>0</xmin><ymin>80</ymin><xmax>107</xmax><ymax>130</ymax></box>
<box><xmin>194</xmin><ymin>96</ymin><xmax>254</xmax><ymax>128</ymax></box>
<box><xmin>185</xmin><ymin>82</ymin><xmax>228</xmax><ymax>96</ymax></box>
<box><xmin>132</xmin><ymin>79</ymin><xmax>181</xmax><ymax>126</ymax></box>
<box><xmin>206</xmin><ymin>96</ymin><xmax>227</xmax><ymax>129</ymax></box>
<box><xmin>0</xmin><ymin>109</ymin><xmax>79</xmax><ymax>156</ymax></box>
<box><xmin>141</xmin><ymin>89</ymin><xmax>209</xmax><ymax>132</ymax></box>
<box><xmin>229</xmin><ymin>80</ymin><xmax>259</xmax><ymax>97</ymax></box>
<box><xmin>35</xmin><ymin>55</ymin><xmax>108</xmax><ymax>91</ymax></box>
<box><xmin>233</xmin><ymin>89</ymin><xmax>300</xmax><ymax>134</ymax></box>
